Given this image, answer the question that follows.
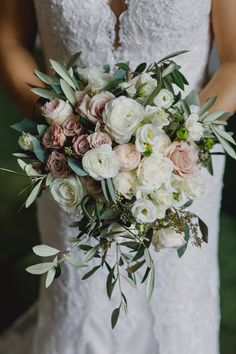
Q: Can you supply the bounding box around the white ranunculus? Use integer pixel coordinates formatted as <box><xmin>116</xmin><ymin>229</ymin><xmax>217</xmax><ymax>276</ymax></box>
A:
<box><xmin>138</xmin><ymin>153</ymin><xmax>174</xmax><ymax>189</ymax></box>
<box><xmin>42</xmin><ymin>99</ymin><xmax>73</xmax><ymax>125</ymax></box>
<box><xmin>103</xmin><ymin>96</ymin><xmax>145</xmax><ymax>144</ymax></box>
<box><xmin>18</xmin><ymin>132</ymin><xmax>34</xmax><ymax>151</ymax></box>
<box><xmin>145</xmin><ymin>105</ymin><xmax>170</xmax><ymax>128</ymax></box>
<box><xmin>135</xmin><ymin>124</ymin><xmax>171</xmax><ymax>154</ymax></box>
<box><xmin>185</xmin><ymin>113</ymin><xmax>204</xmax><ymax>141</ymax></box>
<box><xmin>82</xmin><ymin>144</ymin><xmax>119</xmax><ymax>181</ymax></box>
<box><xmin>131</xmin><ymin>198</ymin><xmax>158</xmax><ymax>223</ymax></box>
<box><xmin>172</xmin><ymin>173</ymin><xmax>206</xmax><ymax>199</ymax></box>
<box><xmin>50</xmin><ymin>175</ymin><xmax>85</xmax><ymax>214</ymax></box>
<box><xmin>153</xmin><ymin>89</ymin><xmax>174</xmax><ymax>109</ymax></box>
<box><xmin>136</xmin><ymin>73</ymin><xmax>157</xmax><ymax>97</ymax></box>
<box><xmin>77</xmin><ymin>67</ymin><xmax>111</xmax><ymax>91</ymax></box>
<box><xmin>152</xmin><ymin>227</ymin><xmax>186</xmax><ymax>251</ymax></box>
<box><xmin>113</xmin><ymin>171</ymin><xmax>137</xmax><ymax>199</ymax></box>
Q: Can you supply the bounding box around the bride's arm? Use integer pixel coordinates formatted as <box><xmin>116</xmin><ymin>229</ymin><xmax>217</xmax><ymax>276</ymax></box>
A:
<box><xmin>0</xmin><ymin>0</ymin><xmax>43</xmax><ymax>116</ymax></box>
<box><xmin>200</xmin><ymin>0</ymin><xmax>236</xmax><ymax>113</ymax></box>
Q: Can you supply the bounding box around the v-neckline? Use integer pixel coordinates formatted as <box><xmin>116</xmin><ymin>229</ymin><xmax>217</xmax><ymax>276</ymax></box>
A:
<box><xmin>106</xmin><ymin>0</ymin><xmax>129</xmax><ymax>52</ymax></box>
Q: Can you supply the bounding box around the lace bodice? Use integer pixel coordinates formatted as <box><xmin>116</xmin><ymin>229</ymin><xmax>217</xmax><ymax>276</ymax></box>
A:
<box><xmin>34</xmin><ymin>0</ymin><xmax>212</xmax><ymax>90</ymax></box>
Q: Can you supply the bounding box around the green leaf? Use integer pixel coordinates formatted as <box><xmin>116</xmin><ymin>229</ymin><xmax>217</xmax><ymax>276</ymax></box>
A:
<box><xmin>26</xmin><ymin>262</ymin><xmax>54</xmax><ymax>275</ymax></box>
<box><xmin>103</xmin><ymin>64</ymin><xmax>111</xmax><ymax>73</ymax></box>
<box><xmin>171</xmin><ymin>70</ymin><xmax>184</xmax><ymax>90</ymax></box>
<box><xmin>203</xmin><ymin>110</ymin><xmax>226</xmax><ymax>124</ymax></box>
<box><xmin>32</xmin><ymin>138</ymin><xmax>45</xmax><ymax>162</ymax></box>
<box><xmin>199</xmin><ymin>96</ymin><xmax>217</xmax><ymax>117</ymax></box>
<box><xmin>162</xmin><ymin>63</ymin><xmax>177</xmax><ymax>78</ymax></box>
<box><xmin>60</xmin><ymin>79</ymin><xmax>76</xmax><ymax>106</ymax></box>
<box><xmin>82</xmin><ymin>265</ymin><xmax>101</xmax><ymax>280</ymax></box>
<box><xmin>46</xmin><ymin>173</ymin><xmax>54</xmax><ymax>187</ymax></box>
<box><xmin>198</xmin><ymin>217</ymin><xmax>208</xmax><ymax>243</ymax></box>
<box><xmin>11</xmin><ymin>118</ymin><xmax>37</xmax><ymax>134</ymax></box>
<box><xmin>82</xmin><ymin>244</ymin><xmax>100</xmax><ymax>263</ymax></box>
<box><xmin>106</xmin><ymin>267</ymin><xmax>116</xmax><ymax>298</ymax></box>
<box><xmin>134</xmin><ymin>62</ymin><xmax>147</xmax><ymax>74</ymax></box>
<box><xmin>158</xmin><ymin>50</ymin><xmax>189</xmax><ymax>63</ymax></box>
<box><xmin>34</xmin><ymin>69</ymin><xmax>60</xmax><ymax>85</ymax></box>
<box><xmin>13</xmin><ymin>152</ymin><xmax>30</xmax><ymax>158</ymax></box>
<box><xmin>147</xmin><ymin>265</ymin><xmax>155</xmax><ymax>299</ymax></box>
<box><xmin>210</xmin><ymin>125</ymin><xmax>236</xmax><ymax>145</ymax></box>
<box><xmin>181</xmin><ymin>100</ymin><xmax>191</xmax><ymax>116</ymax></box>
<box><xmin>111</xmin><ymin>307</ymin><xmax>120</xmax><ymax>329</ymax></box>
<box><xmin>33</xmin><ymin>245</ymin><xmax>60</xmax><ymax>257</ymax></box>
<box><xmin>144</xmin><ymin>248</ymin><xmax>153</xmax><ymax>268</ymax></box>
<box><xmin>141</xmin><ymin>267</ymin><xmax>151</xmax><ymax>284</ymax></box>
<box><xmin>31</xmin><ymin>87</ymin><xmax>58</xmax><ymax>100</ymax></box>
<box><xmin>121</xmin><ymin>274</ymin><xmax>137</xmax><ymax>289</ymax></box>
<box><xmin>25</xmin><ymin>179</ymin><xmax>44</xmax><ymax>208</ymax></box>
<box><xmin>211</xmin><ymin>126</ymin><xmax>236</xmax><ymax>159</ymax></box>
<box><xmin>177</xmin><ymin>224</ymin><xmax>190</xmax><ymax>257</ymax></box>
<box><xmin>68</xmin><ymin>158</ymin><xmax>88</xmax><ymax>176</ymax></box>
<box><xmin>106</xmin><ymin>178</ymin><xmax>116</xmax><ymax>203</ymax></box>
<box><xmin>185</xmin><ymin>90</ymin><xmax>200</xmax><ymax>107</ymax></box>
<box><xmin>37</xmin><ymin>124</ymin><xmax>48</xmax><ymax>136</ymax></box>
<box><xmin>50</xmin><ymin>59</ymin><xmax>76</xmax><ymax>90</ymax></box>
<box><xmin>126</xmin><ymin>260</ymin><xmax>145</xmax><ymax>273</ymax></box>
<box><xmin>104</xmin><ymin>79</ymin><xmax>123</xmax><ymax>92</ymax></box>
<box><xmin>115</xmin><ymin>62</ymin><xmax>130</xmax><ymax>71</ymax></box>
<box><xmin>101</xmin><ymin>179</ymin><xmax>110</xmax><ymax>202</ymax></box>
<box><xmin>64</xmin><ymin>255</ymin><xmax>87</xmax><ymax>267</ymax></box>
<box><xmin>145</xmin><ymin>67</ymin><xmax>162</xmax><ymax>105</ymax></box>
<box><xmin>45</xmin><ymin>267</ymin><xmax>56</xmax><ymax>288</ymax></box>
<box><xmin>66</xmin><ymin>52</ymin><xmax>81</xmax><ymax>69</ymax></box>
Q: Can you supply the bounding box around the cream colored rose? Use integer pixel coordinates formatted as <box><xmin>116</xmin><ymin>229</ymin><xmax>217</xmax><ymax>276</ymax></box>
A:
<box><xmin>82</xmin><ymin>144</ymin><xmax>119</xmax><ymax>181</ymax></box>
<box><xmin>114</xmin><ymin>143</ymin><xmax>141</xmax><ymax>171</ymax></box>
<box><xmin>138</xmin><ymin>153</ymin><xmax>174</xmax><ymax>189</ymax></box>
<box><xmin>79</xmin><ymin>91</ymin><xmax>115</xmax><ymax>123</ymax></box>
<box><xmin>42</xmin><ymin>98</ymin><xmax>73</xmax><ymax>125</ymax></box>
<box><xmin>185</xmin><ymin>113</ymin><xmax>204</xmax><ymax>141</ymax></box>
<box><xmin>18</xmin><ymin>132</ymin><xmax>34</xmax><ymax>151</ymax></box>
<box><xmin>113</xmin><ymin>170</ymin><xmax>137</xmax><ymax>199</ymax></box>
<box><xmin>50</xmin><ymin>175</ymin><xmax>85</xmax><ymax>214</ymax></box>
<box><xmin>77</xmin><ymin>67</ymin><xmax>111</xmax><ymax>91</ymax></box>
<box><xmin>131</xmin><ymin>198</ymin><xmax>158</xmax><ymax>223</ymax></box>
<box><xmin>103</xmin><ymin>96</ymin><xmax>145</xmax><ymax>144</ymax></box>
<box><xmin>154</xmin><ymin>89</ymin><xmax>174</xmax><ymax>109</ymax></box>
<box><xmin>152</xmin><ymin>227</ymin><xmax>186</xmax><ymax>251</ymax></box>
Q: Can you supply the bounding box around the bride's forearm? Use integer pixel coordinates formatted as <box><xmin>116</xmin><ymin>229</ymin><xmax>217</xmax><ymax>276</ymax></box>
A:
<box><xmin>200</xmin><ymin>61</ymin><xmax>236</xmax><ymax>113</ymax></box>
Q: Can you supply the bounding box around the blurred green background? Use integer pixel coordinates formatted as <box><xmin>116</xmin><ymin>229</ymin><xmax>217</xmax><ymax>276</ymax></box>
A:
<box><xmin>0</xmin><ymin>53</ymin><xmax>235</xmax><ymax>353</ymax></box>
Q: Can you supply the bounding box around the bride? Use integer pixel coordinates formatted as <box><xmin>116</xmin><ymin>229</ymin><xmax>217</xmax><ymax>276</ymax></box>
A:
<box><xmin>0</xmin><ymin>1</ymin><xmax>236</xmax><ymax>353</ymax></box>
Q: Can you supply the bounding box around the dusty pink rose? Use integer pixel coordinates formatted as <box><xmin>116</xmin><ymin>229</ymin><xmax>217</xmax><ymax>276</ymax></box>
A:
<box><xmin>42</xmin><ymin>98</ymin><xmax>73</xmax><ymax>125</ymax></box>
<box><xmin>165</xmin><ymin>141</ymin><xmax>198</xmax><ymax>178</ymax></box>
<box><xmin>62</xmin><ymin>115</ymin><xmax>83</xmax><ymax>137</ymax></box>
<box><xmin>42</xmin><ymin>125</ymin><xmax>66</xmax><ymax>148</ymax></box>
<box><xmin>73</xmin><ymin>134</ymin><xmax>90</xmax><ymax>155</ymax></box>
<box><xmin>46</xmin><ymin>151</ymin><xmax>70</xmax><ymax>178</ymax></box>
<box><xmin>87</xmin><ymin>131</ymin><xmax>112</xmax><ymax>148</ymax></box>
<box><xmin>79</xmin><ymin>91</ymin><xmax>115</xmax><ymax>123</ymax></box>
<box><xmin>114</xmin><ymin>143</ymin><xmax>141</xmax><ymax>172</ymax></box>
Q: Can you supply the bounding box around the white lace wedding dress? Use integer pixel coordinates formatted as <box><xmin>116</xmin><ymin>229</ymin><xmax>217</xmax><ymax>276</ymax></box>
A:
<box><xmin>0</xmin><ymin>1</ymin><xmax>226</xmax><ymax>354</ymax></box>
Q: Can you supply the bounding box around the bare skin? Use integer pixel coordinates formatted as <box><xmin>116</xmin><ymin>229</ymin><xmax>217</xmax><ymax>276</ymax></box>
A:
<box><xmin>0</xmin><ymin>0</ymin><xmax>235</xmax><ymax>116</ymax></box>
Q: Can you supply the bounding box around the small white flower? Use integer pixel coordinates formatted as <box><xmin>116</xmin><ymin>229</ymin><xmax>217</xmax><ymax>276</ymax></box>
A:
<box><xmin>152</xmin><ymin>227</ymin><xmax>186</xmax><ymax>251</ymax></box>
<box><xmin>82</xmin><ymin>144</ymin><xmax>119</xmax><ymax>181</ymax></box>
<box><xmin>18</xmin><ymin>132</ymin><xmax>34</xmax><ymax>151</ymax></box>
<box><xmin>154</xmin><ymin>89</ymin><xmax>174</xmax><ymax>109</ymax></box>
<box><xmin>138</xmin><ymin>153</ymin><xmax>174</xmax><ymax>189</ymax></box>
<box><xmin>145</xmin><ymin>105</ymin><xmax>170</xmax><ymax>128</ymax></box>
<box><xmin>135</xmin><ymin>124</ymin><xmax>170</xmax><ymax>154</ymax></box>
<box><xmin>119</xmin><ymin>81</ymin><xmax>137</xmax><ymax>97</ymax></box>
<box><xmin>103</xmin><ymin>96</ymin><xmax>145</xmax><ymax>144</ymax></box>
<box><xmin>136</xmin><ymin>73</ymin><xmax>157</xmax><ymax>97</ymax></box>
<box><xmin>113</xmin><ymin>170</ymin><xmax>137</xmax><ymax>199</ymax></box>
<box><xmin>185</xmin><ymin>113</ymin><xmax>204</xmax><ymax>141</ymax></box>
<box><xmin>131</xmin><ymin>198</ymin><xmax>158</xmax><ymax>223</ymax></box>
<box><xmin>77</xmin><ymin>67</ymin><xmax>111</xmax><ymax>91</ymax></box>
<box><xmin>50</xmin><ymin>175</ymin><xmax>85</xmax><ymax>214</ymax></box>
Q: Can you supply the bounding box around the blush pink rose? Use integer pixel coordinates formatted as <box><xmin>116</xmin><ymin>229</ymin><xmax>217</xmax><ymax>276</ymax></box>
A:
<box><xmin>78</xmin><ymin>91</ymin><xmax>115</xmax><ymax>123</ymax></box>
<box><xmin>46</xmin><ymin>151</ymin><xmax>69</xmax><ymax>178</ymax></box>
<box><xmin>87</xmin><ymin>131</ymin><xmax>112</xmax><ymax>148</ymax></box>
<box><xmin>42</xmin><ymin>125</ymin><xmax>66</xmax><ymax>148</ymax></box>
<box><xmin>114</xmin><ymin>143</ymin><xmax>141</xmax><ymax>172</ymax></box>
<box><xmin>62</xmin><ymin>115</ymin><xmax>83</xmax><ymax>137</ymax></box>
<box><xmin>165</xmin><ymin>141</ymin><xmax>198</xmax><ymax>178</ymax></box>
<box><xmin>42</xmin><ymin>98</ymin><xmax>73</xmax><ymax>125</ymax></box>
<box><xmin>73</xmin><ymin>134</ymin><xmax>90</xmax><ymax>155</ymax></box>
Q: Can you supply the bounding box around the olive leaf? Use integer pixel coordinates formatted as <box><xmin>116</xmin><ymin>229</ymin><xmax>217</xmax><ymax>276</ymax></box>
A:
<box><xmin>50</xmin><ymin>59</ymin><xmax>76</xmax><ymax>90</ymax></box>
<box><xmin>45</xmin><ymin>267</ymin><xmax>57</xmax><ymax>288</ymax></box>
<box><xmin>60</xmin><ymin>79</ymin><xmax>76</xmax><ymax>106</ymax></box>
<box><xmin>26</xmin><ymin>262</ymin><xmax>54</xmax><ymax>275</ymax></box>
<box><xmin>25</xmin><ymin>179</ymin><xmax>44</xmax><ymax>208</ymax></box>
<box><xmin>33</xmin><ymin>245</ymin><xmax>60</xmax><ymax>257</ymax></box>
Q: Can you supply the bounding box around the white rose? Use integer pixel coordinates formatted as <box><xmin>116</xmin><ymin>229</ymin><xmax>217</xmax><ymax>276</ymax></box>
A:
<box><xmin>131</xmin><ymin>198</ymin><xmax>158</xmax><ymax>223</ymax></box>
<box><xmin>42</xmin><ymin>98</ymin><xmax>73</xmax><ymax>125</ymax></box>
<box><xmin>171</xmin><ymin>173</ymin><xmax>206</xmax><ymax>199</ymax></box>
<box><xmin>113</xmin><ymin>171</ymin><xmax>137</xmax><ymax>199</ymax></box>
<box><xmin>145</xmin><ymin>105</ymin><xmax>169</xmax><ymax>128</ymax></box>
<box><xmin>103</xmin><ymin>96</ymin><xmax>145</xmax><ymax>144</ymax></box>
<box><xmin>152</xmin><ymin>227</ymin><xmax>186</xmax><ymax>251</ymax></box>
<box><xmin>136</xmin><ymin>73</ymin><xmax>157</xmax><ymax>97</ymax></box>
<box><xmin>82</xmin><ymin>144</ymin><xmax>119</xmax><ymax>181</ymax></box>
<box><xmin>138</xmin><ymin>153</ymin><xmax>174</xmax><ymax>189</ymax></box>
<box><xmin>50</xmin><ymin>175</ymin><xmax>85</xmax><ymax>214</ymax></box>
<box><xmin>135</xmin><ymin>124</ymin><xmax>170</xmax><ymax>154</ymax></box>
<box><xmin>77</xmin><ymin>67</ymin><xmax>111</xmax><ymax>91</ymax></box>
<box><xmin>185</xmin><ymin>113</ymin><xmax>204</xmax><ymax>141</ymax></box>
<box><xmin>18</xmin><ymin>132</ymin><xmax>34</xmax><ymax>151</ymax></box>
<box><xmin>153</xmin><ymin>89</ymin><xmax>174</xmax><ymax>109</ymax></box>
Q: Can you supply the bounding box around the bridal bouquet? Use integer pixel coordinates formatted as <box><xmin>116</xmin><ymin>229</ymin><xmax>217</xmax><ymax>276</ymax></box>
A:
<box><xmin>2</xmin><ymin>51</ymin><xmax>235</xmax><ymax>328</ymax></box>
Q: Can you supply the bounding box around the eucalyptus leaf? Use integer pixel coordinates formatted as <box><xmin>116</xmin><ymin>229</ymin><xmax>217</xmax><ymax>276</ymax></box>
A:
<box><xmin>11</xmin><ymin>118</ymin><xmax>37</xmax><ymax>134</ymax></box>
<box><xmin>33</xmin><ymin>245</ymin><xmax>60</xmax><ymax>257</ymax></box>
<box><xmin>26</xmin><ymin>262</ymin><xmax>54</xmax><ymax>275</ymax></box>
<box><xmin>32</xmin><ymin>138</ymin><xmax>45</xmax><ymax>162</ymax></box>
<box><xmin>37</xmin><ymin>124</ymin><xmax>48</xmax><ymax>136</ymax></box>
<box><xmin>146</xmin><ymin>265</ymin><xmax>155</xmax><ymax>299</ymax></box>
<box><xmin>60</xmin><ymin>79</ymin><xmax>76</xmax><ymax>106</ymax></box>
<box><xmin>45</xmin><ymin>267</ymin><xmax>57</xmax><ymax>288</ymax></box>
<box><xmin>50</xmin><ymin>59</ymin><xmax>76</xmax><ymax>90</ymax></box>
<box><xmin>68</xmin><ymin>158</ymin><xmax>88</xmax><ymax>176</ymax></box>
<box><xmin>25</xmin><ymin>179</ymin><xmax>44</xmax><ymax>208</ymax></box>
